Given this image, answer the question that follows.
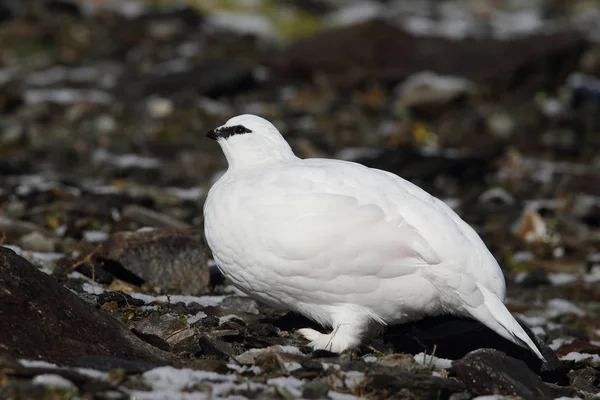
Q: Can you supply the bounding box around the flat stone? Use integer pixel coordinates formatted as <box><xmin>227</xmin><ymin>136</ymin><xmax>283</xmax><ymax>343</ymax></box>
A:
<box><xmin>101</xmin><ymin>228</ymin><xmax>210</xmax><ymax>295</ymax></box>
<box><xmin>452</xmin><ymin>349</ymin><xmax>578</xmax><ymax>399</ymax></box>
<box><xmin>132</xmin><ymin>313</ymin><xmax>196</xmax><ymax>352</ymax></box>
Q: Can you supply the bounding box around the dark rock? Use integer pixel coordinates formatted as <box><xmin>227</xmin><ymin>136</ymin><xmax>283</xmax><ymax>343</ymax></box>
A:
<box><xmin>247</xmin><ymin>322</ymin><xmax>279</xmax><ymax>338</ymax></box>
<box><xmin>101</xmin><ymin>228</ymin><xmax>210</xmax><ymax>295</ymax></box>
<box><xmin>311</xmin><ymin>350</ymin><xmax>340</xmax><ymax>359</ymax></box>
<box><xmin>132</xmin><ymin>313</ymin><xmax>196</xmax><ymax>352</ymax></box>
<box><xmin>519</xmin><ymin>268</ymin><xmax>552</xmax><ymax>288</ymax></box>
<box><xmin>0</xmin><ymin>247</ymin><xmax>178</xmax><ymax>366</ymax></box>
<box><xmin>365</xmin><ymin>363</ymin><xmax>465</xmax><ymax>399</ymax></box>
<box><xmin>269</xmin><ymin>19</ymin><xmax>588</xmax><ymax>93</ymax></box>
<box><xmin>452</xmin><ymin>349</ymin><xmax>578</xmax><ymax>399</ymax></box>
<box><xmin>567</xmin><ymin>367</ymin><xmax>600</xmax><ymax>393</ymax></box>
<box><xmin>72</xmin><ymin>356</ymin><xmax>158</xmax><ymax>374</ymax></box>
<box><xmin>301</xmin><ymin>378</ymin><xmax>330</xmax><ymax>399</ymax></box>
<box><xmin>185</xmin><ymin>359</ymin><xmax>230</xmax><ymax>374</ymax></box>
<box><xmin>194</xmin><ymin>315</ymin><xmax>220</xmax><ymax>329</ymax></box>
<box><xmin>53</xmin><ymin>256</ymin><xmax>115</xmax><ymax>284</ymax></box>
<box><xmin>355</xmin><ymin>145</ymin><xmax>497</xmax><ymax>197</ymax></box>
<box><xmin>130</xmin><ymin>61</ymin><xmax>261</xmax><ymax>99</ymax></box>
<box><xmin>43</xmin><ymin>0</ymin><xmax>84</xmax><ymax>19</ymax></box>
<box><xmin>198</xmin><ymin>335</ymin><xmax>235</xmax><ymax>360</ymax></box>
<box><xmin>381</xmin><ymin>314</ymin><xmax>564</xmax><ymax>382</ymax></box>
<box><xmin>220</xmin><ymin>318</ymin><xmax>247</xmax><ymax>331</ymax></box>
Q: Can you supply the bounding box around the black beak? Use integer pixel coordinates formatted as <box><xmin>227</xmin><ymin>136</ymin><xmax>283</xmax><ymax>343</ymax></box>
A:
<box><xmin>206</xmin><ymin>129</ymin><xmax>218</xmax><ymax>140</ymax></box>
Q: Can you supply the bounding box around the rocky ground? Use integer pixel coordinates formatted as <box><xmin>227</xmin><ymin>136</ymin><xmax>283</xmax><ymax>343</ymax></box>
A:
<box><xmin>1</xmin><ymin>0</ymin><xmax>600</xmax><ymax>399</ymax></box>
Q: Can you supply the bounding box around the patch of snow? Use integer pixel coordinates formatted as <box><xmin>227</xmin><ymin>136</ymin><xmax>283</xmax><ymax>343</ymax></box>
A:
<box><xmin>19</xmin><ymin>359</ymin><xmax>109</xmax><ymax>380</ymax></box>
<box><xmin>227</xmin><ymin>363</ymin><xmax>261</xmax><ymax>374</ymax></box>
<box><xmin>473</xmin><ymin>396</ymin><xmax>507</xmax><ymax>400</ymax></box>
<box><xmin>128</xmin><ymin>390</ymin><xmax>209</xmax><ymax>400</ymax></box>
<box><xmin>83</xmin><ymin>230</ymin><xmax>108</xmax><ymax>243</ymax></box>
<box><xmin>266</xmin><ymin>376</ymin><xmax>304</xmax><ymax>398</ymax></box>
<box><xmin>343</xmin><ymin>371</ymin><xmax>365</xmax><ymax>390</ymax></box>
<box><xmin>92</xmin><ymin>149</ymin><xmax>161</xmax><ymax>169</ymax></box>
<box><xmin>322</xmin><ymin>362</ymin><xmax>341</xmax><ymax>371</ymax></box>
<box><xmin>531</xmin><ymin>326</ymin><xmax>546</xmax><ymax>337</ymax></box>
<box><xmin>363</xmin><ymin>355</ymin><xmax>377</xmax><ymax>363</ymax></box>
<box><xmin>546</xmin><ymin>299</ymin><xmax>585</xmax><ymax>318</ymax></box>
<box><xmin>81</xmin><ymin>282</ymin><xmax>105</xmax><ymax>295</ymax></box>
<box><xmin>24</xmin><ymin>88</ymin><xmax>113</xmax><ymax>105</ymax></box>
<box><xmin>2</xmin><ymin>244</ymin><xmax>62</xmax><ymax>272</ymax></box>
<box><xmin>137</xmin><ymin>226</ymin><xmax>157</xmax><ymax>233</ymax></box>
<box><xmin>560</xmin><ymin>352</ymin><xmax>600</xmax><ymax>363</ymax></box>
<box><xmin>219</xmin><ymin>315</ymin><xmax>240</xmax><ymax>325</ymax></box>
<box><xmin>549</xmin><ymin>337</ymin><xmax>574</xmax><ymax>351</ymax></box>
<box><xmin>211</xmin><ymin>381</ymin><xmax>267</xmax><ymax>397</ymax></box>
<box><xmin>414</xmin><ymin>352</ymin><xmax>453</xmax><ymax>370</ymax></box>
<box><xmin>20</xmin><ymin>360</ymin><xmax>58</xmax><ymax>369</ymax></box>
<box><xmin>128</xmin><ymin>293</ymin><xmax>226</xmax><ymax>307</ymax></box>
<box><xmin>548</xmin><ymin>273</ymin><xmax>578</xmax><ymax>286</ymax></box>
<box><xmin>325</xmin><ymin>1</ymin><xmax>384</xmax><ymax>28</ymax></box>
<box><xmin>516</xmin><ymin>315</ymin><xmax>547</xmax><ymax>328</ymax></box>
<box><xmin>206</xmin><ymin>11</ymin><xmax>275</xmax><ymax>39</ymax></box>
<box><xmin>584</xmin><ymin>268</ymin><xmax>600</xmax><ymax>283</ymax></box>
<box><xmin>187</xmin><ymin>311</ymin><xmax>207</xmax><ymax>325</ymax></box>
<box><xmin>142</xmin><ymin>367</ymin><xmax>236</xmax><ymax>392</ymax></box>
<box><xmin>32</xmin><ymin>374</ymin><xmax>76</xmax><ymax>389</ymax></box>
<box><xmin>165</xmin><ymin>187</ymin><xmax>204</xmax><ymax>201</ymax></box>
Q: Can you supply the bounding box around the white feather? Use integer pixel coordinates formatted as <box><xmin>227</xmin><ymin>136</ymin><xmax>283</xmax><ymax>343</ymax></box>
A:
<box><xmin>204</xmin><ymin>114</ymin><xmax>545</xmax><ymax>360</ymax></box>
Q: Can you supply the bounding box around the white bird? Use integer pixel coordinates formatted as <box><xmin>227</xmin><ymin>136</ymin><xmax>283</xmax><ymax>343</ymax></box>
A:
<box><xmin>203</xmin><ymin>114</ymin><xmax>545</xmax><ymax>361</ymax></box>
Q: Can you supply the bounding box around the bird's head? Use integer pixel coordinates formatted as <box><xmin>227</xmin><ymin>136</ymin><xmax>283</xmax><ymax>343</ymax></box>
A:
<box><xmin>206</xmin><ymin>114</ymin><xmax>297</xmax><ymax>169</ymax></box>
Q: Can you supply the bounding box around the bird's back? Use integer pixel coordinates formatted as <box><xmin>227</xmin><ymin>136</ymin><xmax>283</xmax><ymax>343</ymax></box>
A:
<box><xmin>207</xmin><ymin>157</ymin><xmax>505</xmax><ymax>303</ymax></box>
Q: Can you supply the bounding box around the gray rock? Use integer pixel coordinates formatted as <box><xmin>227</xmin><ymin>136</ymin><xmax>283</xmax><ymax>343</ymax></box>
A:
<box><xmin>302</xmin><ymin>379</ymin><xmax>330</xmax><ymax>399</ymax></box>
<box><xmin>0</xmin><ymin>247</ymin><xmax>178</xmax><ymax>366</ymax></box>
<box><xmin>132</xmin><ymin>313</ymin><xmax>196</xmax><ymax>353</ymax></box>
<box><xmin>376</xmin><ymin>353</ymin><xmax>429</xmax><ymax>374</ymax></box>
<box><xmin>101</xmin><ymin>228</ymin><xmax>210</xmax><ymax>295</ymax></box>
<box><xmin>365</xmin><ymin>363</ymin><xmax>465</xmax><ymax>398</ymax></box>
<box><xmin>568</xmin><ymin>367</ymin><xmax>600</xmax><ymax>393</ymax></box>
<box><xmin>17</xmin><ymin>231</ymin><xmax>55</xmax><ymax>253</ymax></box>
<box><xmin>452</xmin><ymin>349</ymin><xmax>578</xmax><ymax>399</ymax></box>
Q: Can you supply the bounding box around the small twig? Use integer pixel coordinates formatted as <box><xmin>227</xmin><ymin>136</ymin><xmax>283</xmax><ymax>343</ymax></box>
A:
<box><xmin>66</xmin><ymin>244</ymin><xmax>102</xmax><ymax>275</ymax></box>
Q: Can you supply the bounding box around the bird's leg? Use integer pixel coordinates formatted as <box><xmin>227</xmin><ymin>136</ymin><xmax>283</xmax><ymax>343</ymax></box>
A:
<box><xmin>298</xmin><ymin>310</ymin><xmax>370</xmax><ymax>353</ymax></box>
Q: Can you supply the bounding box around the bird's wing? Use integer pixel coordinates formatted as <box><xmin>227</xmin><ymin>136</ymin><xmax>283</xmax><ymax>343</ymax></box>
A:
<box><xmin>246</xmin><ymin>161</ymin><xmax>443</xmax><ymax>281</ymax></box>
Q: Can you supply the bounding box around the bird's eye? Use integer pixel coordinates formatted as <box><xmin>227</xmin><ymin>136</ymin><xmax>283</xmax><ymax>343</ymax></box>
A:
<box><xmin>234</xmin><ymin>126</ymin><xmax>246</xmax><ymax>134</ymax></box>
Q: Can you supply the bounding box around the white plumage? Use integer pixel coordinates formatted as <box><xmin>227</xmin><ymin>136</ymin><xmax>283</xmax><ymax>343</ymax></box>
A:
<box><xmin>203</xmin><ymin>114</ymin><xmax>545</xmax><ymax>360</ymax></box>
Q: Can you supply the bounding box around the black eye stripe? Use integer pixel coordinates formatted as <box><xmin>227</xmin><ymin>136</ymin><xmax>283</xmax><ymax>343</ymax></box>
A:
<box><xmin>215</xmin><ymin>124</ymin><xmax>252</xmax><ymax>139</ymax></box>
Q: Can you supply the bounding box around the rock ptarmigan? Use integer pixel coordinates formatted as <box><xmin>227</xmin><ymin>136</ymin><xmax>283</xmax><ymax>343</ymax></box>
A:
<box><xmin>203</xmin><ymin>114</ymin><xmax>545</xmax><ymax>360</ymax></box>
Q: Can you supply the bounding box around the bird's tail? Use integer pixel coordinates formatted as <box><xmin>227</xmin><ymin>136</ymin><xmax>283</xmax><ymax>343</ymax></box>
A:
<box><xmin>462</xmin><ymin>283</ymin><xmax>546</xmax><ymax>362</ymax></box>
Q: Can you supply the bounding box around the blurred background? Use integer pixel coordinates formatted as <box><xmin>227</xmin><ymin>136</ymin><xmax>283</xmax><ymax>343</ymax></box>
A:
<box><xmin>0</xmin><ymin>0</ymin><xmax>600</xmax><ymax>347</ymax></box>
